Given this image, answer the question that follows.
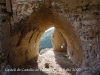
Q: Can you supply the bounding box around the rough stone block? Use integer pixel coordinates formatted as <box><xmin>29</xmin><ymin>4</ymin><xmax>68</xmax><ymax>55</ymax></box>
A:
<box><xmin>6</xmin><ymin>0</ymin><xmax>11</xmax><ymax>12</ymax></box>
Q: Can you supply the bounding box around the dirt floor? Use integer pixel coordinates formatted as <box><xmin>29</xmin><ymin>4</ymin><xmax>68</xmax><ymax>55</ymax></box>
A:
<box><xmin>10</xmin><ymin>48</ymin><xmax>80</xmax><ymax>75</ymax></box>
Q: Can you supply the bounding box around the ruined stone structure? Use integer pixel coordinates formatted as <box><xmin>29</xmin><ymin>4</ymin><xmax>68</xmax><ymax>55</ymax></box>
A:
<box><xmin>0</xmin><ymin>0</ymin><xmax>100</xmax><ymax>75</ymax></box>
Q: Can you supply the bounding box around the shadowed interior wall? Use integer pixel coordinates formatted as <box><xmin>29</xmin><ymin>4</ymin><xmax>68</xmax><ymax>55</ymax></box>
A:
<box><xmin>52</xmin><ymin>28</ymin><xmax>67</xmax><ymax>52</ymax></box>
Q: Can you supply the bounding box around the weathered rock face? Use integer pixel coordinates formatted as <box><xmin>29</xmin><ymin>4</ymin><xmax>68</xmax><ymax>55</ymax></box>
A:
<box><xmin>52</xmin><ymin>28</ymin><xmax>67</xmax><ymax>52</ymax></box>
<box><xmin>0</xmin><ymin>0</ymin><xmax>100</xmax><ymax>75</ymax></box>
<box><xmin>0</xmin><ymin>1</ymin><xmax>11</xmax><ymax>75</ymax></box>
<box><xmin>9</xmin><ymin>8</ymin><xmax>83</xmax><ymax>67</ymax></box>
<box><xmin>0</xmin><ymin>0</ymin><xmax>11</xmax><ymax>55</ymax></box>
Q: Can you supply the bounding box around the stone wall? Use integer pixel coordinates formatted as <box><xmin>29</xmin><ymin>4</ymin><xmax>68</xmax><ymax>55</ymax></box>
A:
<box><xmin>0</xmin><ymin>0</ymin><xmax>11</xmax><ymax>75</ymax></box>
<box><xmin>0</xmin><ymin>0</ymin><xmax>11</xmax><ymax>56</ymax></box>
<box><xmin>11</xmin><ymin>0</ymin><xmax>100</xmax><ymax>23</ymax></box>
<box><xmin>64</xmin><ymin>4</ymin><xmax>100</xmax><ymax>75</ymax></box>
<box><xmin>0</xmin><ymin>0</ymin><xmax>100</xmax><ymax>75</ymax></box>
<box><xmin>75</xmin><ymin>8</ymin><xmax>100</xmax><ymax>75</ymax></box>
<box><xmin>10</xmin><ymin>0</ymin><xmax>100</xmax><ymax>74</ymax></box>
<box><xmin>52</xmin><ymin>28</ymin><xmax>67</xmax><ymax>52</ymax></box>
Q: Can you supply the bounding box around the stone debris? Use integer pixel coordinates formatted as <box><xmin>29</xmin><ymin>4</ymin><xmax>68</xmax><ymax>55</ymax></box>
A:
<box><xmin>44</xmin><ymin>63</ymin><xmax>49</xmax><ymax>68</ymax></box>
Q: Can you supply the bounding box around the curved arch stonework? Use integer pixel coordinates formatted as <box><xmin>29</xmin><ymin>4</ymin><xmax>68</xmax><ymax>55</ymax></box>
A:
<box><xmin>0</xmin><ymin>0</ymin><xmax>100</xmax><ymax>75</ymax></box>
<box><xmin>9</xmin><ymin>9</ymin><xmax>83</xmax><ymax>67</ymax></box>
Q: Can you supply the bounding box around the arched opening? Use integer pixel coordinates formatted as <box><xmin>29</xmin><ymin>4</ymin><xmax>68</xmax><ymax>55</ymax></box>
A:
<box><xmin>9</xmin><ymin>8</ymin><xmax>83</xmax><ymax>75</ymax></box>
<box><xmin>37</xmin><ymin>27</ymin><xmax>78</xmax><ymax>75</ymax></box>
<box><xmin>39</xmin><ymin>27</ymin><xmax>54</xmax><ymax>53</ymax></box>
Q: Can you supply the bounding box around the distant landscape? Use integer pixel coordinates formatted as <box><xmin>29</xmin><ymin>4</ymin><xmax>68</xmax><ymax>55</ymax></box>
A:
<box><xmin>39</xmin><ymin>29</ymin><xmax>54</xmax><ymax>51</ymax></box>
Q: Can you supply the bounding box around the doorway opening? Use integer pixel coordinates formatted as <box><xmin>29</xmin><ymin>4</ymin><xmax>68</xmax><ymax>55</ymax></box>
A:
<box><xmin>37</xmin><ymin>27</ymin><xmax>78</xmax><ymax>75</ymax></box>
<box><xmin>39</xmin><ymin>27</ymin><xmax>54</xmax><ymax>52</ymax></box>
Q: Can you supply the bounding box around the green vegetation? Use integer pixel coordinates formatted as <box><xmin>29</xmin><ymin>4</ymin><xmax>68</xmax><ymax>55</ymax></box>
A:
<box><xmin>39</xmin><ymin>29</ymin><xmax>54</xmax><ymax>51</ymax></box>
<box><xmin>63</xmin><ymin>54</ymin><xmax>69</xmax><ymax>58</ymax></box>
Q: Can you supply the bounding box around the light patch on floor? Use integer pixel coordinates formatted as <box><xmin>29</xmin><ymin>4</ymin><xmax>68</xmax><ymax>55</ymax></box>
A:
<box><xmin>10</xmin><ymin>48</ymin><xmax>79</xmax><ymax>75</ymax></box>
<box><xmin>38</xmin><ymin>48</ymin><xmax>78</xmax><ymax>75</ymax></box>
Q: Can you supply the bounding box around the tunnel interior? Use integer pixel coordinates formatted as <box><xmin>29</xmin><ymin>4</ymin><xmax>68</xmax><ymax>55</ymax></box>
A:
<box><xmin>0</xmin><ymin>0</ymin><xmax>100</xmax><ymax>75</ymax></box>
<box><xmin>9</xmin><ymin>8</ymin><xmax>83</xmax><ymax>68</ymax></box>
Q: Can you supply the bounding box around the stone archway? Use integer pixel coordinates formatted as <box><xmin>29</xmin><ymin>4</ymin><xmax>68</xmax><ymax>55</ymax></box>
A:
<box><xmin>9</xmin><ymin>8</ymin><xmax>83</xmax><ymax>67</ymax></box>
<box><xmin>0</xmin><ymin>0</ymin><xmax>100</xmax><ymax>75</ymax></box>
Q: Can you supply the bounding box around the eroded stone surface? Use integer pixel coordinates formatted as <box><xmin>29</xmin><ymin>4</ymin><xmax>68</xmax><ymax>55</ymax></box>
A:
<box><xmin>0</xmin><ymin>0</ymin><xmax>100</xmax><ymax>75</ymax></box>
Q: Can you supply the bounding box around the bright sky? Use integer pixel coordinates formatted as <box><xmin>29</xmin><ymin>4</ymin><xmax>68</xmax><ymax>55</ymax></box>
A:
<box><xmin>45</xmin><ymin>27</ymin><xmax>54</xmax><ymax>32</ymax></box>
